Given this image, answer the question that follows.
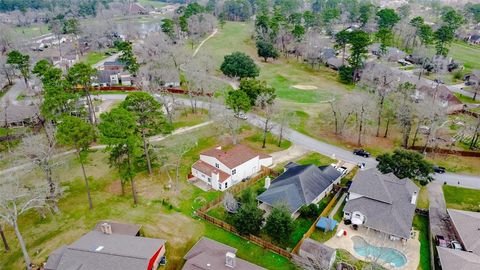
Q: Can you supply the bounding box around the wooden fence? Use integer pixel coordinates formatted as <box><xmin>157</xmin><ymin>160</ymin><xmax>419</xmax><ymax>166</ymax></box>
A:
<box><xmin>196</xmin><ymin>167</ymin><xmax>291</xmax><ymax>258</ymax></box>
<box><xmin>93</xmin><ymin>86</ymin><xmax>214</xmax><ymax>97</ymax></box>
<box><xmin>291</xmin><ymin>190</ymin><xmax>343</xmax><ymax>254</ymax></box>
<box><xmin>408</xmin><ymin>146</ymin><xmax>480</xmax><ymax>157</ymax></box>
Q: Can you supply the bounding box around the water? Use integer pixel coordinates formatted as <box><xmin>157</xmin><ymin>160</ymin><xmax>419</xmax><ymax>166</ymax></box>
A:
<box><xmin>352</xmin><ymin>236</ymin><xmax>408</xmax><ymax>267</ymax></box>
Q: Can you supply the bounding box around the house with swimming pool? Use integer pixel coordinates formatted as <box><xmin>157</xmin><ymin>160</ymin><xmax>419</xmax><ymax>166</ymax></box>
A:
<box><xmin>343</xmin><ymin>169</ymin><xmax>419</xmax><ymax>242</ymax></box>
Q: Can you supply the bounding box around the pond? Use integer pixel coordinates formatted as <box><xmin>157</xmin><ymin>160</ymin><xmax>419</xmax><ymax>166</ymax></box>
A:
<box><xmin>352</xmin><ymin>236</ymin><xmax>407</xmax><ymax>268</ymax></box>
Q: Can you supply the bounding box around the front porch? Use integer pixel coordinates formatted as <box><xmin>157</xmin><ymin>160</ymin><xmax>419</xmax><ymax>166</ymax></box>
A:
<box><xmin>324</xmin><ymin>222</ymin><xmax>420</xmax><ymax>270</ymax></box>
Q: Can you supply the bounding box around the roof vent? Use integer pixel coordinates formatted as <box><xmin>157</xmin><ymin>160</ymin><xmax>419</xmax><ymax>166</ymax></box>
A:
<box><xmin>226</xmin><ymin>252</ymin><xmax>236</xmax><ymax>268</ymax></box>
<box><xmin>95</xmin><ymin>246</ymin><xmax>104</xmax><ymax>252</ymax></box>
<box><xmin>100</xmin><ymin>222</ymin><xmax>112</xmax><ymax>235</ymax></box>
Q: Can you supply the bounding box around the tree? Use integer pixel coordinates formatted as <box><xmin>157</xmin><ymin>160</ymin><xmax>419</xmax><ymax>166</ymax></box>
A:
<box><xmin>98</xmin><ymin>108</ymin><xmax>141</xmax><ymax>205</ymax></box>
<box><xmin>116</xmin><ymin>41</ymin><xmax>139</xmax><ymax>75</ymax></box>
<box><xmin>0</xmin><ymin>223</ymin><xmax>9</xmax><ymax>252</ymax></box>
<box><xmin>0</xmin><ymin>55</ymin><xmax>15</xmax><ymax>85</ymax></box>
<box><xmin>275</xmin><ymin>109</ymin><xmax>296</xmax><ymax>147</ymax></box>
<box><xmin>441</xmin><ymin>9</ymin><xmax>464</xmax><ymax>30</ymax></box>
<box><xmin>56</xmin><ymin>116</ymin><xmax>96</xmax><ymax>210</ymax></box>
<box><xmin>351</xmin><ymin>92</ymin><xmax>374</xmax><ymax>146</ymax></box>
<box><xmin>377</xmin><ymin>149</ymin><xmax>433</xmax><ymax>182</ymax></box>
<box><xmin>394</xmin><ymin>82</ymin><xmax>416</xmax><ymax>148</ymax></box>
<box><xmin>359</xmin><ymin>3</ymin><xmax>373</xmax><ymax>26</ymax></box>
<box><xmin>256</xmin><ymin>92</ymin><xmax>276</xmax><ymax>149</ymax></box>
<box><xmin>376</xmin><ymin>8</ymin><xmax>400</xmax><ymax>29</ymax></box>
<box><xmin>121</xmin><ymin>92</ymin><xmax>171</xmax><ymax>176</ymax></box>
<box><xmin>0</xmin><ymin>174</ymin><xmax>49</xmax><ymax>270</ymax></box>
<box><xmin>168</xmin><ymin>135</ymin><xmax>197</xmax><ymax>191</ymax></box>
<box><xmin>238</xmin><ymin>78</ymin><xmax>275</xmax><ymax>105</ymax></box>
<box><xmin>264</xmin><ymin>204</ymin><xmax>294</xmax><ymax>245</ymax></box>
<box><xmin>226</xmin><ymin>90</ymin><xmax>251</xmax><ymax>115</ymax></box>
<box><xmin>223</xmin><ymin>192</ymin><xmax>239</xmax><ymax>213</ymax></box>
<box><xmin>256</xmin><ymin>40</ymin><xmax>279</xmax><ymax>62</ymax></box>
<box><xmin>67</xmin><ymin>63</ymin><xmax>97</xmax><ymax>124</ymax></box>
<box><xmin>329</xmin><ymin>96</ymin><xmax>354</xmax><ymax>135</ymax></box>
<box><xmin>335</xmin><ymin>29</ymin><xmax>350</xmax><ymax>65</ymax></box>
<box><xmin>6</xmin><ymin>50</ymin><xmax>30</xmax><ymax>87</ymax></box>
<box><xmin>161</xmin><ymin>19</ymin><xmax>175</xmax><ymax>40</ymax></box>
<box><xmin>220</xmin><ymin>51</ymin><xmax>259</xmax><ymax>79</ymax></box>
<box><xmin>216</xmin><ymin>106</ymin><xmax>243</xmax><ymax>145</ymax></box>
<box><xmin>232</xmin><ymin>202</ymin><xmax>264</xmax><ymax>235</ymax></box>
<box><xmin>348</xmin><ymin>30</ymin><xmax>371</xmax><ymax>78</ymax></box>
<box><xmin>17</xmin><ymin>131</ymin><xmax>60</xmax><ymax>213</ymax></box>
<box><xmin>434</xmin><ymin>25</ymin><xmax>454</xmax><ymax>57</ymax></box>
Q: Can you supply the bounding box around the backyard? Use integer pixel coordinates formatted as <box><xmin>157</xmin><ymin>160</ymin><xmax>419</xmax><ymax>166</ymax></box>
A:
<box><xmin>0</xmin><ymin>121</ymin><xmax>297</xmax><ymax>269</ymax></box>
<box><xmin>413</xmin><ymin>215</ymin><xmax>431</xmax><ymax>270</ymax></box>
<box><xmin>443</xmin><ymin>185</ymin><xmax>480</xmax><ymax>212</ymax></box>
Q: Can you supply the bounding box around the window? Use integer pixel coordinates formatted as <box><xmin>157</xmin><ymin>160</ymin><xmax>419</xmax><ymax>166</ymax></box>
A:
<box><xmin>232</xmin><ymin>169</ymin><xmax>236</xmax><ymax>175</ymax></box>
<box><xmin>215</xmin><ymin>163</ymin><xmax>219</xmax><ymax>168</ymax></box>
<box><xmin>218</xmin><ymin>184</ymin><xmax>222</xmax><ymax>190</ymax></box>
<box><xmin>225</xmin><ymin>182</ymin><xmax>228</xmax><ymax>189</ymax></box>
<box><xmin>208</xmin><ymin>177</ymin><xmax>211</xmax><ymax>183</ymax></box>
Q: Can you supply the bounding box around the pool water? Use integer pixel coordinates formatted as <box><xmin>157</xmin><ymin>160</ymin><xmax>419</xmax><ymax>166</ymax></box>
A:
<box><xmin>352</xmin><ymin>236</ymin><xmax>408</xmax><ymax>267</ymax></box>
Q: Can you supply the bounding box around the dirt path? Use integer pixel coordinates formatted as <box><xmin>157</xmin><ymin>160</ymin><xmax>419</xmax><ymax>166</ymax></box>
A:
<box><xmin>192</xmin><ymin>28</ymin><xmax>218</xmax><ymax>57</ymax></box>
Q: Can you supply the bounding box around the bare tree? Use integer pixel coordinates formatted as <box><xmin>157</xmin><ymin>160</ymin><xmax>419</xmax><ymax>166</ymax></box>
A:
<box><xmin>351</xmin><ymin>92</ymin><xmax>375</xmax><ymax>146</ymax></box>
<box><xmin>187</xmin><ymin>13</ymin><xmax>217</xmax><ymax>49</ymax></box>
<box><xmin>166</xmin><ymin>135</ymin><xmax>197</xmax><ymax>192</ymax></box>
<box><xmin>256</xmin><ymin>93</ymin><xmax>276</xmax><ymax>148</ymax></box>
<box><xmin>214</xmin><ymin>105</ymin><xmax>242</xmax><ymax>145</ymax></box>
<box><xmin>0</xmin><ymin>55</ymin><xmax>15</xmax><ymax>85</ymax></box>
<box><xmin>275</xmin><ymin>109</ymin><xmax>296</xmax><ymax>147</ymax></box>
<box><xmin>16</xmin><ymin>130</ymin><xmax>61</xmax><ymax>213</ymax></box>
<box><xmin>183</xmin><ymin>55</ymin><xmax>217</xmax><ymax>114</ymax></box>
<box><xmin>329</xmin><ymin>96</ymin><xmax>354</xmax><ymax>135</ymax></box>
<box><xmin>301</xmin><ymin>30</ymin><xmax>331</xmax><ymax>69</ymax></box>
<box><xmin>0</xmin><ymin>174</ymin><xmax>50</xmax><ymax>270</ymax></box>
<box><xmin>392</xmin><ymin>82</ymin><xmax>417</xmax><ymax>148</ymax></box>
<box><xmin>0</xmin><ymin>222</ymin><xmax>9</xmax><ymax>251</ymax></box>
<box><xmin>223</xmin><ymin>192</ymin><xmax>239</xmax><ymax>213</ymax></box>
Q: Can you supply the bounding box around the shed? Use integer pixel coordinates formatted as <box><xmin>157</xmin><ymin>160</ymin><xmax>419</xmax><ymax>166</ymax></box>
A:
<box><xmin>299</xmin><ymin>238</ymin><xmax>336</xmax><ymax>269</ymax></box>
<box><xmin>316</xmin><ymin>217</ymin><xmax>338</xmax><ymax>231</ymax></box>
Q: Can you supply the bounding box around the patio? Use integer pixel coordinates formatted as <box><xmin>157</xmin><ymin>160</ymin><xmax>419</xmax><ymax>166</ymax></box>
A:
<box><xmin>188</xmin><ymin>177</ymin><xmax>211</xmax><ymax>191</ymax></box>
<box><xmin>324</xmin><ymin>222</ymin><xmax>420</xmax><ymax>270</ymax></box>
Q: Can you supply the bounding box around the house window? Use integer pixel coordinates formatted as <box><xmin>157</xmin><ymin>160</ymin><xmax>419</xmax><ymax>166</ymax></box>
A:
<box><xmin>215</xmin><ymin>163</ymin><xmax>219</xmax><ymax>168</ymax></box>
<box><xmin>218</xmin><ymin>184</ymin><xmax>222</xmax><ymax>190</ymax></box>
<box><xmin>225</xmin><ymin>182</ymin><xmax>228</xmax><ymax>189</ymax></box>
<box><xmin>208</xmin><ymin>177</ymin><xmax>211</xmax><ymax>183</ymax></box>
<box><xmin>232</xmin><ymin>169</ymin><xmax>236</xmax><ymax>175</ymax></box>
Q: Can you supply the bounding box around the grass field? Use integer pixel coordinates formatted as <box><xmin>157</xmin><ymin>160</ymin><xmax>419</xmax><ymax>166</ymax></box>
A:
<box><xmin>197</xmin><ymin>21</ymin><xmax>349</xmax><ymax>104</ymax></box>
<box><xmin>137</xmin><ymin>0</ymin><xmax>168</xmax><ymax>8</ymax></box>
<box><xmin>13</xmin><ymin>24</ymin><xmax>50</xmax><ymax>38</ymax></box>
<box><xmin>0</xmin><ymin>124</ymin><xmax>296</xmax><ymax>269</ymax></box>
<box><xmin>82</xmin><ymin>49</ymin><xmax>118</xmax><ymax>67</ymax></box>
<box><xmin>443</xmin><ymin>185</ymin><xmax>480</xmax><ymax>212</ymax></box>
<box><xmin>413</xmin><ymin>215</ymin><xmax>431</xmax><ymax>270</ymax></box>
<box><xmin>454</xmin><ymin>92</ymin><xmax>480</xmax><ymax>104</ymax></box>
<box><xmin>449</xmin><ymin>41</ymin><xmax>480</xmax><ymax>71</ymax></box>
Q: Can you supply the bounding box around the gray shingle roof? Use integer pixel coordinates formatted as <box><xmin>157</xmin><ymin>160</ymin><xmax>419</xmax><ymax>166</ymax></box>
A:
<box><xmin>182</xmin><ymin>237</ymin><xmax>265</xmax><ymax>270</ymax></box>
<box><xmin>437</xmin><ymin>247</ymin><xmax>480</xmax><ymax>270</ymax></box>
<box><xmin>46</xmin><ymin>231</ymin><xmax>165</xmax><ymax>270</ymax></box>
<box><xmin>344</xmin><ymin>169</ymin><xmax>419</xmax><ymax>239</ymax></box>
<box><xmin>447</xmin><ymin>209</ymin><xmax>480</xmax><ymax>254</ymax></box>
<box><xmin>300</xmin><ymin>238</ymin><xmax>336</xmax><ymax>262</ymax></box>
<box><xmin>257</xmin><ymin>164</ymin><xmax>341</xmax><ymax>214</ymax></box>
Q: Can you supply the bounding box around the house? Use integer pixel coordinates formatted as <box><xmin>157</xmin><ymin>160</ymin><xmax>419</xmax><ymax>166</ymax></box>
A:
<box><xmin>326</xmin><ymin>57</ymin><xmax>343</xmax><ymax>70</ymax></box>
<box><xmin>129</xmin><ymin>2</ymin><xmax>148</xmax><ymax>15</ymax></box>
<box><xmin>298</xmin><ymin>238</ymin><xmax>336</xmax><ymax>269</ymax></box>
<box><xmin>343</xmin><ymin>169</ymin><xmax>419</xmax><ymax>241</ymax></box>
<box><xmin>45</xmin><ymin>222</ymin><xmax>166</xmax><ymax>270</ymax></box>
<box><xmin>0</xmin><ymin>105</ymin><xmax>39</xmax><ymax>127</ymax></box>
<box><xmin>467</xmin><ymin>34</ymin><xmax>480</xmax><ymax>45</ymax></box>
<box><xmin>415</xmin><ymin>85</ymin><xmax>465</xmax><ymax>114</ymax></box>
<box><xmin>102</xmin><ymin>60</ymin><xmax>126</xmax><ymax>72</ymax></box>
<box><xmin>437</xmin><ymin>209</ymin><xmax>480</xmax><ymax>269</ymax></box>
<box><xmin>190</xmin><ymin>145</ymin><xmax>272</xmax><ymax>191</ymax></box>
<box><xmin>257</xmin><ymin>163</ymin><xmax>342</xmax><ymax>219</ymax></box>
<box><xmin>464</xmin><ymin>70</ymin><xmax>480</xmax><ymax>85</ymax></box>
<box><xmin>182</xmin><ymin>237</ymin><xmax>265</xmax><ymax>270</ymax></box>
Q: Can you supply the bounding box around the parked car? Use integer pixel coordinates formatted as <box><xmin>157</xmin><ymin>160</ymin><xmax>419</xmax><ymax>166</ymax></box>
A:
<box><xmin>234</xmin><ymin>112</ymin><xmax>248</xmax><ymax>120</ymax></box>
<box><xmin>433</xmin><ymin>166</ymin><xmax>446</xmax><ymax>174</ymax></box>
<box><xmin>336</xmin><ymin>166</ymin><xmax>348</xmax><ymax>176</ymax></box>
<box><xmin>436</xmin><ymin>235</ymin><xmax>448</xmax><ymax>248</ymax></box>
<box><xmin>434</xmin><ymin>79</ymin><xmax>444</xmax><ymax>84</ymax></box>
<box><xmin>353</xmin><ymin>149</ymin><xmax>370</xmax><ymax>158</ymax></box>
<box><xmin>450</xmin><ymin>240</ymin><xmax>462</xmax><ymax>250</ymax></box>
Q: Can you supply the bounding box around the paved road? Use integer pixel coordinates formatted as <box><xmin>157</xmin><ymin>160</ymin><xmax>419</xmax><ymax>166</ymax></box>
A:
<box><xmin>3</xmin><ymin>93</ymin><xmax>480</xmax><ymax>189</ymax></box>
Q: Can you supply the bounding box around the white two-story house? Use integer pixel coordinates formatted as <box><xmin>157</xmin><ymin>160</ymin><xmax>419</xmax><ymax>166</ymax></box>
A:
<box><xmin>190</xmin><ymin>145</ymin><xmax>272</xmax><ymax>191</ymax></box>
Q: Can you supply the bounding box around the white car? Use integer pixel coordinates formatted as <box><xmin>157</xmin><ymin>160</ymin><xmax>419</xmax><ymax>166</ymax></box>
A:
<box><xmin>234</xmin><ymin>112</ymin><xmax>248</xmax><ymax>120</ymax></box>
<box><xmin>450</xmin><ymin>240</ymin><xmax>462</xmax><ymax>250</ymax></box>
<box><xmin>336</xmin><ymin>166</ymin><xmax>348</xmax><ymax>176</ymax></box>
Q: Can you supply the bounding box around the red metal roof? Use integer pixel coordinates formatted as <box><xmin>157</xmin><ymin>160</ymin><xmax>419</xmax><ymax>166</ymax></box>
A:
<box><xmin>192</xmin><ymin>160</ymin><xmax>230</xmax><ymax>183</ymax></box>
<box><xmin>200</xmin><ymin>144</ymin><xmax>270</xmax><ymax>169</ymax></box>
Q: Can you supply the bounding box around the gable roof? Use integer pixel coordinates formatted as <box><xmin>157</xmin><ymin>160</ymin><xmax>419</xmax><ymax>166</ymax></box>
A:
<box><xmin>344</xmin><ymin>169</ymin><xmax>419</xmax><ymax>239</ymax></box>
<box><xmin>183</xmin><ymin>237</ymin><xmax>265</xmax><ymax>270</ymax></box>
<box><xmin>417</xmin><ymin>85</ymin><xmax>463</xmax><ymax>106</ymax></box>
<box><xmin>45</xmin><ymin>231</ymin><xmax>165</xmax><ymax>270</ymax></box>
<box><xmin>300</xmin><ymin>238</ymin><xmax>336</xmax><ymax>262</ymax></box>
<box><xmin>192</xmin><ymin>160</ymin><xmax>230</xmax><ymax>182</ymax></box>
<box><xmin>437</xmin><ymin>247</ymin><xmax>480</xmax><ymax>270</ymax></box>
<box><xmin>448</xmin><ymin>209</ymin><xmax>480</xmax><ymax>254</ymax></box>
<box><xmin>257</xmin><ymin>164</ymin><xmax>341</xmax><ymax>214</ymax></box>
<box><xmin>200</xmin><ymin>144</ymin><xmax>270</xmax><ymax>169</ymax></box>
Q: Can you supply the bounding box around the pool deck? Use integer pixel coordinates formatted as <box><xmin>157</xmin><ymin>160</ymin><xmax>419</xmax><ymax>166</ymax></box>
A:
<box><xmin>324</xmin><ymin>222</ymin><xmax>420</xmax><ymax>270</ymax></box>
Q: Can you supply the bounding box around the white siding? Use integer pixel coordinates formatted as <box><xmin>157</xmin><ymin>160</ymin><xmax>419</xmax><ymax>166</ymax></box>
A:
<box><xmin>259</xmin><ymin>157</ymin><xmax>273</xmax><ymax>168</ymax></box>
<box><xmin>200</xmin><ymin>155</ymin><xmax>229</xmax><ymax>172</ymax></box>
<box><xmin>230</xmin><ymin>156</ymin><xmax>260</xmax><ymax>184</ymax></box>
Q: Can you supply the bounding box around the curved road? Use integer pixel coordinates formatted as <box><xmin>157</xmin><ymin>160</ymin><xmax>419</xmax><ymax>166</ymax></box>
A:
<box><xmin>2</xmin><ymin>93</ymin><xmax>480</xmax><ymax>189</ymax></box>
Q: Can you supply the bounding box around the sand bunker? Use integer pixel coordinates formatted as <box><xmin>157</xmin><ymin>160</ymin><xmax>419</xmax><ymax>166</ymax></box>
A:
<box><xmin>292</xmin><ymin>84</ymin><xmax>318</xmax><ymax>90</ymax></box>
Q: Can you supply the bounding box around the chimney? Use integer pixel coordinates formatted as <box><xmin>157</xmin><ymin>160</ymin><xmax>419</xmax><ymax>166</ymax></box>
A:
<box><xmin>225</xmin><ymin>252</ymin><xmax>236</xmax><ymax>268</ymax></box>
<box><xmin>411</xmin><ymin>191</ymin><xmax>418</xmax><ymax>205</ymax></box>
<box><xmin>264</xmin><ymin>176</ymin><xmax>271</xmax><ymax>189</ymax></box>
<box><xmin>101</xmin><ymin>222</ymin><xmax>112</xmax><ymax>235</ymax></box>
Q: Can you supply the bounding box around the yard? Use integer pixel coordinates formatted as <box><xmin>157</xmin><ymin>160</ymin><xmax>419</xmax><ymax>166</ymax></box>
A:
<box><xmin>413</xmin><ymin>215</ymin><xmax>431</xmax><ymax>270</ymax></box>
<box><xmin>137</xmin><ymin>0</ymin><xmax>168</xmax><ymax>8</ymax></box>
<box><xmin>0</xmin><ymin>121</ymin><xmax>297</xmax><ymax>269</ymax></box>
<box><xmin>82</xmin><ymin>48</ymin><xmax>118</xmax><ymax>67</ymax></box>
<box><xmin>443</xmin><ymin>185</ymin><xmax>480</xmax><ymax>212</ymax></box>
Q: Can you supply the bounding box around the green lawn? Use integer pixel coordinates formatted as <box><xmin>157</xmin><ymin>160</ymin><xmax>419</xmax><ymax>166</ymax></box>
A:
<box><xmin>449</xmin><ymin>41</ymin><xmax>480</xmax><ymax>71</ymax></box>
<box><xmin>197</xmin><ymin>21</ymin><xmax>349</xmax><ymax>104</ymax></box>
<box><xmin>82</xmin><ymin>49</ymin><xmax>118</xmax><ymax>67</ymax></box>
<box><xmin>443</xmin><ymin>185</ymin><xmax>480</xmax><ymax>212</ymax></box>
<box><xmin>296</xmin><ymin>152</ymin><xmax>336</xmax><ymax>166</ymax></box>
<box><xmin>137</xmin><ymin>0</ymin><xmax>168</xmax><ymax>8</ymax></box>
<box><xmin>417</xmin><ymin>186</ymin><xmax>430</xmax><ymax>209</ymax></box>
<box><xmin>454</xmin><ymin>92</ymin><xmax>480</xmax><ymax>104</ymax></box>
<box><xmin>172</xmin><ymin>109</ymin><xmax>210</xmax><ymax>130</ymax></box>
<box><xmin>413</xmin><ymin>215</ymin><xmax>431</xmax><ymax>270</ymax></box>
<box><xmin>13</xmin><ymin>24</ymin><xmax>50</xmax><ymax>38</ymax></box>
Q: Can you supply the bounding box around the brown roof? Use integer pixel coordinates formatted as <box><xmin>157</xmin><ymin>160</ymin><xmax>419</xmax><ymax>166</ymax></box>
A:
<box><xmin>417</xmin><ymin>85</ymin><xmax>462</xmax><ymax>105</ymax></box>
<box><xmin>192</xmin><ymin>160</ymin><xmax>230</xmax><ymax>183</ymax></box>
<box><xmin>183</xmin><ymin>237</ymin><xmax>265</xmax><ymax>270</ymax></box>
<box><xmin>94</xmin><ymin>221</ymin><xmax>142</xmax><ymax>236</ymax></box>
<box><xmin>200</xmin><ymin>144</ymin><xmax>270</xmax><ymax>169</ymax></box>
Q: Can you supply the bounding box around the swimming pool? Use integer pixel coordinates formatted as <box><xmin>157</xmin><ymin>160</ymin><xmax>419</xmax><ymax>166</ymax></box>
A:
<box><xmin>352</xmin><ymin>236</ymin><xmax>407</xmax><ymax>267</ymax></box>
